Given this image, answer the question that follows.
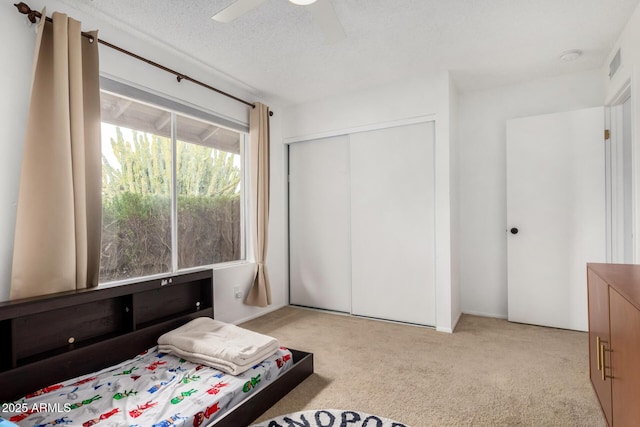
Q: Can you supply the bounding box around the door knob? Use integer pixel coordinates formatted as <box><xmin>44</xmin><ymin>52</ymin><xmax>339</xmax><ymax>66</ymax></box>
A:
<box><xmin>510</xmin><ymin>227</ymin><xmax>519</xmax><ymax>234</ymax></box>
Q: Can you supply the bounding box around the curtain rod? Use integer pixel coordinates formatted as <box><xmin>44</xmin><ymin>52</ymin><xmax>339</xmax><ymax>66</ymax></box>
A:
<box><xmin>14</xmin><ymin>2</ymin><xmax>274</xmax><ymax>116</ymax></box>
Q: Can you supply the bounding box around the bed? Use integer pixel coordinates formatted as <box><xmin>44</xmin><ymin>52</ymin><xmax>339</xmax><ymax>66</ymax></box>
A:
<box><xmin>0</xmin><ymin>269</ymin><xmax>313</xmax><ymax>426</ymax></box>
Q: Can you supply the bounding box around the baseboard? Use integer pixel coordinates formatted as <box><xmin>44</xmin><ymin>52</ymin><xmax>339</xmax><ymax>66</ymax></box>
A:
<box><xmin>462</xmin><ymin>310</ymin><xmax>508</xmax><ymax>320</ymax></box>
<box><xmin>290</xmin><ymin>305</ymin><xmax>434</xmax><ymax>329</ymax></box>
<box><xmin>232</xmin><ymin>303</ymin><xmax>287</xmax><ymax>325</ymax></box>
<box><xmin>451</xmin><ymin>310</ymin><xmax>463</xmax><ymax>331</ymax></box>
<box><xmin>288</xmin><ymin>304</ymin><xmax>351</xmax><ymax>317</ymax></box>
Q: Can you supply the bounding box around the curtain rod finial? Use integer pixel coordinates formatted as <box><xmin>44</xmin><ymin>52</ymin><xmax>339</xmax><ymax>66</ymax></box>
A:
<box><xmin>15</xmin><ymin>2</ymin><xmax>40</xmax><ymax>23</ymax></box>
<box><xmin>14</xmin><ymin>2</ymin><xmax>30</xmax><ymax>13</ymax></box>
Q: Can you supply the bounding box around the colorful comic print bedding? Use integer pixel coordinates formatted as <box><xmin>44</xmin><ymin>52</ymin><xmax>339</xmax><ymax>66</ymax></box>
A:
<box><xmin>5</xmin><ymin>346</ymin><xmax>293</xmax><ymax>427</ymax></box>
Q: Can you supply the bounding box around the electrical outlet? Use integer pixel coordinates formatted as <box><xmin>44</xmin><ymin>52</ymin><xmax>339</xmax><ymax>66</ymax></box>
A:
<box><xmin>234</xmin><ymin>286</ymin><xmax>243</xmax><ymax>299</ymax></box>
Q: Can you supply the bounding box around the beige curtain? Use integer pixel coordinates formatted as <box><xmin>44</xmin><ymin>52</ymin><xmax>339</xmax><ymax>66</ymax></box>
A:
<box><xmin>245</xmin><ymin>103</ymin><xmax>272</xmax><ymax>307</ymax></box>
<box><xmin>10</xmin><ymin>11</ymin><xmax>101</xmax><ymax>300</ymax></box>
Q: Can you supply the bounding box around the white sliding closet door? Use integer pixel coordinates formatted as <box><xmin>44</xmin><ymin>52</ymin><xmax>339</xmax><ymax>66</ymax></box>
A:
<box><xmin>350</xmin><ymin>122</ymin><xmax>436</xmax><ymax>325</ymax></box>
<box><xmin>289</xmin><ymin>136</ymin><xmax>351</xmax><ymax>312</ymax></box>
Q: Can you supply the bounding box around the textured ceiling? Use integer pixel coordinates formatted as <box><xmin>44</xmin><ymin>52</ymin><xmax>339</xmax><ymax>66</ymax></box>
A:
<box><xmin>58</xmin><ymin>0</ymin><xmax>639</xmax><ymax>106</ymax></box>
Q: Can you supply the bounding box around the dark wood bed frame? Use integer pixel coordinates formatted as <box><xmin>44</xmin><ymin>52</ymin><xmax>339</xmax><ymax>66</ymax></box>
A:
<box><xmin>0</xmin><ymin>269</ymin><xmax>313</xmax><ymax>426</ymax></box>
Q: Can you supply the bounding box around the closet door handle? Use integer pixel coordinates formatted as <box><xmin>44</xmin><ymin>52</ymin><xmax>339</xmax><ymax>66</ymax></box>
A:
<box><xmin>596</xmin><ymin>336</ymin><xmax>602</xmax><ymax>371</ymax></box>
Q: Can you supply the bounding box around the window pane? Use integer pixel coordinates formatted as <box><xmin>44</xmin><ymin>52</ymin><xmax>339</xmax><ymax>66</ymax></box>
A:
<box><xmin>99</xmin><ymin>93</ymin><xmax>172</xmax><ymax>282</ymax></box>
<box><xmin>176</xmin><ymin>114</ymin><xmax>243</xmax><ymax>268</ymax></box>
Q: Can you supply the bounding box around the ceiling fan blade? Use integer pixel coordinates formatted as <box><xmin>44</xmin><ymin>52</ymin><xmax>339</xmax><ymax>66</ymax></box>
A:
<box><xmin>211</xmin><ymin>0</ymin><xmax>268</xmax><ymax>23</ymax></box>
<box><xmin>307</xmin><ymin>0</ymin><xmax>346</xmax><ymax>43</ymax></box>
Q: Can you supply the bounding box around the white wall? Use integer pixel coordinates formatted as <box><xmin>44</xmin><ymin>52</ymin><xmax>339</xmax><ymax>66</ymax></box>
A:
<box><xmin>458</xmin><ymin>69</ymin><xmax>604</xmax><ymax>318</ymax></box>
<box><xmin>449</xmin><ymin>78</ymin><xmax>461</xmax><ymax>329</ymax></box>
<box><xmin>0</xmin><ymin>1</ymin><xmax>287</xmax><ymax>324</ymax></box>
<box><xmin>283</xmin><ymin>72</ymin><xmax>458</xmax><ymax>332</ymax></box>
<box><xmin>0</xmin><ymin>3</ymin><xmax>35</xmax><ymax>303</ymax></box>
<box><xmin>603</xmin><ymin>3</ymin><xmax>640</xmax><ymax>261</ymax></box>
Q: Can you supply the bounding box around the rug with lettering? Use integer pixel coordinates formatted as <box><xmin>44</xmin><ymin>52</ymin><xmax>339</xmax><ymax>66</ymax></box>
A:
<box><xmin>251</xmin><ymin>409</ymin><xmax>409</xmax><ymax>427</ymax></box>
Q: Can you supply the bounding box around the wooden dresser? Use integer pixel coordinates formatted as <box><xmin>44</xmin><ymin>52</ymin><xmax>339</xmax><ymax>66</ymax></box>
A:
<box><xmin>587</xmin><ymin>263</ymin><xmax>640</xmax><ymax>426</ymax></box>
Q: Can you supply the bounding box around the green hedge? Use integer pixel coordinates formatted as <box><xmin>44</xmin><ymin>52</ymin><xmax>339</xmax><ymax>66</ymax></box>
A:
<box><xmin>100</xmin><ymin>192</ymin><xmax>241</xmax><ymax>283</ymax></box>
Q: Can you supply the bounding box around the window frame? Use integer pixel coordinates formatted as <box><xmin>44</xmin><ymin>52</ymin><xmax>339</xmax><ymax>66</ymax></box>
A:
<box><xmin>98</xmin><ymin>77</ymin><xmax>249</xmax><ymax>286</ymax></box>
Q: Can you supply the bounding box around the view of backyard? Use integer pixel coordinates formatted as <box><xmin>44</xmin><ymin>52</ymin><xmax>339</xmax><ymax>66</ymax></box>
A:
<box><xmin>99</xmin><ymin>123</ymin><xmax>242</xmax><ymax>283</ymax></box>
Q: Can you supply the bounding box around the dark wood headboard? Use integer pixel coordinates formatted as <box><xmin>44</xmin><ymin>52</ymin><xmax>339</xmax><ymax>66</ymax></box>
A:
<box><xmin>0</xmin><ymin>269</ymin><xmax>213</xmax><ymax>402</ymax></box>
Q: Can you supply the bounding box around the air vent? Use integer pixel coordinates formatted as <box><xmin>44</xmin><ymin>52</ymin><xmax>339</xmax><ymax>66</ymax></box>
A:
<box><xmin>609</xmin><ymin>49</ymin><xmax>621</xmax><ymax>79</ymax></box>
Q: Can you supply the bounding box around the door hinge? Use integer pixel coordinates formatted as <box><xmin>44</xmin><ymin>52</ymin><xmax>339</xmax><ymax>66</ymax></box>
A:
<box><xmin>604</xmin><ymin>129</ymin><xmax>611</xmax><ymax>140</ymax></box>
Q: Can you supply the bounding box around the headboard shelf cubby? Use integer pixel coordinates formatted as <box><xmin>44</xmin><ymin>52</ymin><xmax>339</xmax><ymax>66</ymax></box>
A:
<box><xmin>0</xmin><ymin>269</ymin><xmax>213</xmax><ymax>401</ymax></box>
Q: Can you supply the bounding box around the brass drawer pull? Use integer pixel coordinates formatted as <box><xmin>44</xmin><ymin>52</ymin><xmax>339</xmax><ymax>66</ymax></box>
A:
<box><xmin>599</xmin><ymin>340</ymin><xmax>613</xmax><ymax>381</ymax></box>
<box><xmin>600</xmin><ymin>342</ymin><xmax>606</xmax><ymax>381</ymax></box>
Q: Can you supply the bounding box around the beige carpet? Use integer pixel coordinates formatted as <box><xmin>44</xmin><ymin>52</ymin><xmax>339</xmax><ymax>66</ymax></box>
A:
<box><xmin>240</xmin><ymin>306</ymin><xmax>606</xmax><ymax>427</ymax></box>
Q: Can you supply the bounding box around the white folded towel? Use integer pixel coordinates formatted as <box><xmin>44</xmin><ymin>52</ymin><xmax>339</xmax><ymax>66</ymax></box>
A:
<box><xmin>157</xmin><ymin>317</ymin><xmax>280</xmax><ymax>375</ymax></box>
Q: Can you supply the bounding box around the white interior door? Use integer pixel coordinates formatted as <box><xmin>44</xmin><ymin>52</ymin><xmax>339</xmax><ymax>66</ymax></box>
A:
<box><xmin>289</xmin><ymin>135</ymin><xmax>351</xmax><ymax>312</ymax></box>
<box><xmin>350</xmin><ymin>122</ymin><xmax>436</xmax><ymax>325</ymax></box>
<box><xmin>507</xmin><ymin>107</ymin><xmax>606</xmax><ymax>331</ymax></box>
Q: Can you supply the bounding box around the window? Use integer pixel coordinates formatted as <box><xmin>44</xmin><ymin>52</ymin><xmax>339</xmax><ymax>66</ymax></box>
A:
<box><xmin>99</xmin><ymin>89</ymin><xmax>246</xmax><ymax>283</ymax></box>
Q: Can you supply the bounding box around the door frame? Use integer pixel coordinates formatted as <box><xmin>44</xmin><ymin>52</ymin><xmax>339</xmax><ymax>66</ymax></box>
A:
<box><xmin>605</xmin><ymin>80</ymin><xmax>634</xmax><ymax>263</ymax></box>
